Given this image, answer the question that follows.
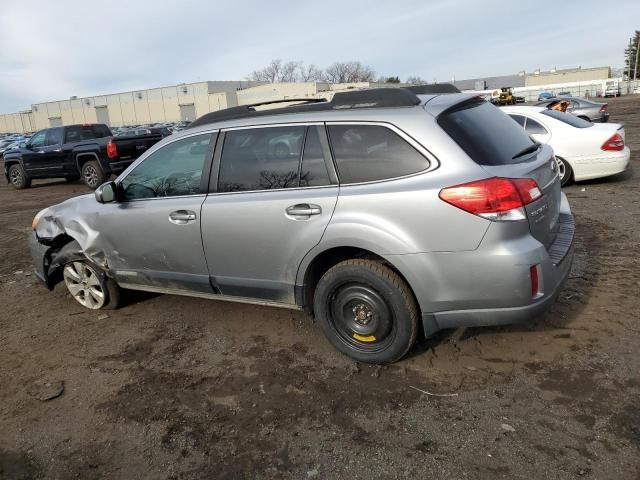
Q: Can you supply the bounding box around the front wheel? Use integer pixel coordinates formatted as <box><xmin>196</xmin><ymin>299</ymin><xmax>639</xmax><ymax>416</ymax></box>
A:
<box><xmin>313</xmin><ymin>259</ymin><xmax>418</xmax><ymax>364</ymax></box>
<box><xmin>8</xmin><ymin>164</ymin><xmax>31</xmax><ymax>189</ymax></box>
<box><xmin>556</xmin><ymin>156</ymin><xmax>573</xmax><ymax>187</ymax></box>
<box><xmin>63</xmin><ymin>260</ymin><xmax>121</xmax><ymax>310</ymax></box>
<box><xmin>81</xmin><ymin>160</ymin><xmax>105</xmax><ymax>189</ymax></box>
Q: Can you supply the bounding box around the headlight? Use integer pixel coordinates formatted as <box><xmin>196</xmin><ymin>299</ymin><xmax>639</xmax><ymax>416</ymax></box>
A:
<box><xmin>32</xmin><ymin>208</ymin><xmax>49</xmax><ymax>231</ymax></box>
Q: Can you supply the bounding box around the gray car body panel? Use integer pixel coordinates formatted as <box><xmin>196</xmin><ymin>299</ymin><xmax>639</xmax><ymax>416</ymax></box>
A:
<box><xmin>31</xmin><ymin>91</ymin><xmax>575</xmax><ymax>337</ymax></box>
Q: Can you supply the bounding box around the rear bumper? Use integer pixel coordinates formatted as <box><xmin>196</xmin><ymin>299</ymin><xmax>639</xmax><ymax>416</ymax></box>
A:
<box><xmin>572</xmin><ymin>147</ymin><xmax>630</xmax><ymax>182</ymax></box>
<box><xmin>591</xmin><ymin>113</ymin><xmax>609</xmax><ymax>123</ymax></box>
<box><xmin>106</xmin><ymin>159</ymin><xmax>134</xmax><ymax>174</ymax></box>
<box><xmin>386</xmin><ymin>195</ymin><xmax>576</xmax><ymax>338</ymax></box>
<box><xmin>425</xmin><ymin>235</ymin><xmax>573</xmax><ymax>333</ymax></box>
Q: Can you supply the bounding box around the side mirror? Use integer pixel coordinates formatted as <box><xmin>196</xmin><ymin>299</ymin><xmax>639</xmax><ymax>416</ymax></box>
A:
<box><xmin>95</xmin><ymin>181</ymin><xmax>118</xmax><ymax>203</ymax></box>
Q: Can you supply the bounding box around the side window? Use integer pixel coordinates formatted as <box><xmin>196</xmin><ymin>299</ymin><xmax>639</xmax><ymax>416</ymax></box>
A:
<box><xmin>525</xmin><ymin>118</ymin><xmax>548</xmax><ymax>135</ymax></box>
<box><xmin>29</xmin><ymin>131</ymin><xmax>47</xmax><ymax>148</ymax></box>
<box><xmin>509</xmin><ymin>114</ymin><xmax>526</xmax><ymax>127</ymax></box>
<box><xmin>218</xmin><ymin>126</ymin><xmax>305</xmax><ymax>192</ymax></box>
<box><xmin>300</xmin><ymin>126</ymin><xmax>331</xmax><ymax>187</ymax></box>
<box><xmin>120</xmin><ymin>133</ymin><xmax>213</xmax><ymax>200</ymax></box>
<box><xmin>45</xmin><ymin>128</ymin><xmax>62</xmax><ymax>146</ymax></box>
<box><xmin>327</xmin><ymin>125</ymin><xmax>429</xmax><ymax>183</ymax></box>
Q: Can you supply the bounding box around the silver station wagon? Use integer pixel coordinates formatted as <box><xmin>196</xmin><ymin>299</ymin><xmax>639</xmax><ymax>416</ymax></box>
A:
<box><xmin>30</xmin><ymin>87</ymin><xmax>575</xmax><ymax>364</ymax></box>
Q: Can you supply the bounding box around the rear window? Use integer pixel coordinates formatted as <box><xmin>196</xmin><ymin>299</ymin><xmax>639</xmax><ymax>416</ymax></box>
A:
<box><xmin>437</xmin><ymin>98</ymin><xmax>535</xmax><ymax>165</ymax></box>
<box><xmin>64</xmin><ymin>125</ymin><xmax>112</xmax><ymax>143</ymax></box>
<box><xmin>541</xmin><ymin>109</ymin><xmax>593</xmax><ymax>128</ymax></box>
<box><xmin>327</xmin><ymin>125</ymin><xmax>428</xmax><ymax>183</ymax></box>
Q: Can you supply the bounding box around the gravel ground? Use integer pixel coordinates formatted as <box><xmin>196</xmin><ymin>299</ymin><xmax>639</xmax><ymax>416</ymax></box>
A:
<box><xmin>0</xmin><ymin>96</ymin><xmax>639</xmax><ymax>480</ymax></box>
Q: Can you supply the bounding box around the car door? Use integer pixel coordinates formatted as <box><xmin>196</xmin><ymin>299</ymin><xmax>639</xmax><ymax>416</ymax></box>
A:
<box><xmin>41</xmin><ymin>128</ymin><xmax>66</xmax><ymax>175</ymax></box>
<box><xmin>96</xmin><ymin>131</ymin><xmax>217</xmax><ymax>293</ymax></box>
<box><xmin>21</xmin><ymin>130</ymin><xmax>48</xmax><ymax>176</ymax></box>
<box><xmin>201</xmin><ymin>124</ymin><xmax>339</xmax><ymax>304</ymax></box>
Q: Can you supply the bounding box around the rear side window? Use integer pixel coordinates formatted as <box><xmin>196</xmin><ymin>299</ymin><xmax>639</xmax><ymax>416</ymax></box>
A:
<box><xmin>542</xmin><ymin>109</ymin><xmax>593</xmax><ymax>128</ymax></box>
<box><xmin>509</xmin><ymin>114</ymin><xmax>526</xmax><ymax>127</ymax></box>
<box><xmin>327</xmin><ymin>125</ymin><xmax>428</xmax><ymax>183</ymax></box>
<box><xmin>525</xmin><ymin>118</ymin><xmax>548</xmax><ymax>135</ymax></box>
<box><xmin>64</xmin><ymin>125</ymin><xmax>112</xmax><ymax>143</ymax></box>
<box><xmin>438</xmin><ymin>98</ymin><xmax>535</xmax><ymax>165</ymax></box>
<box><xmin>219</xmin><ymin>126</ymin><xmax>305</xmax><ymax>192</ymax></box>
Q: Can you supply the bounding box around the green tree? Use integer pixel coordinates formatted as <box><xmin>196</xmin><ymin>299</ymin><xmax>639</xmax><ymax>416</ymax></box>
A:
<box><xmin>624</xmin><ymin>30</ymin><xmax>640</xmax><ymax>80</ymax></box>
<box><xmin>385</xmin><ymin>76</ymin><xmax>401</xmax><ymax>83</ymax></box>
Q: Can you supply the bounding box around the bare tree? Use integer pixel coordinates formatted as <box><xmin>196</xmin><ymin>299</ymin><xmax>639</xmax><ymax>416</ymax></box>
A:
<box><xmin>248</xmin><ymin>59</ymin><xmax>283</xmax><ymax>83</ymax></box>
<box><xmin>406</xmin><ymin>76</ymin><xmax>427</xmax><ymax>85</ymax></box>
<box><xmin>279</xmin><ymin>61</ymin><xmax>301</xmax><ymax>82</ymax></box>
<box><xmin>248</xmin><ymin>60</ymin><xmax>302</xmax><ymax>83</ymax></box>
<box><xmin>298</xmin><ymin>63</ymin><xmax>324</xmax><ymax>82</ymax></box>
<box><xmin>324</xmin><ymin>61</ymin><xmax>375</xmax><ymax>83</ymax></box>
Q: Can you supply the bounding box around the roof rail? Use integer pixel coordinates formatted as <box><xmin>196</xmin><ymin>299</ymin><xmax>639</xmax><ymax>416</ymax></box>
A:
<box><xmin>404</xmin><ymin>84</ymin><xmax>461</xmax><ymax>94</ymax></box>
<box><xmin>188</xmin><ymin>88</ymin><xmax>421</xmax><ymax>129</ymax></box>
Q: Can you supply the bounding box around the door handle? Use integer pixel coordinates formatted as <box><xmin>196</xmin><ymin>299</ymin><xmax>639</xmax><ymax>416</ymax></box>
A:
<box><xmin>169</xmin><ymin>210</ymin><xmax>197</xmax><ymax>225</ymax></box>
<box><xmin>37</xmin><ymin>150</ymin><xmax>45</xmax><ymax>154</ymax></box>
<box><xmin>286</xmin><ymin>204</ymin><xmax>321</xmax><ymax>216</ymax></box>
<box><xmin>52</xmin><ymin>148</ymin><xmax>62</xmax><ymax>152</ymax></box>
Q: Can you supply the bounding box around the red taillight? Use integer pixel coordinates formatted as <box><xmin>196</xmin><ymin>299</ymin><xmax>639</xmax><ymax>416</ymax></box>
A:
<box><xmin>599</xmin><ymin>103</ymin><xmax>607</xmax><ymax>113</ymax></box>
<box><xmin>530</xmin><ymin>265</ymin><xmax>539</xmax><ymax>297</ymax></box>
<box><xmin>439</xmin><ymin>177</ymin><xmax>542</xmax><ymax>221</ymax></box>
<box><xmin>106</xmin><ymin>140</ymin><xmax>118</xmax><ymax>159</ymax></box>
<box><xmin>601</xmin><ymin>132</ymin><xmax>624</xmax><ymax>151</ymax></box>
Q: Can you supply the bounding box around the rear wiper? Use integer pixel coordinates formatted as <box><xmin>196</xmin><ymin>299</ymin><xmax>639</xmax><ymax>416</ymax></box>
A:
<box><xmin>512</xmin><ymin>144</ymin><xmax>540</xmax><ymax>160</ymax></box>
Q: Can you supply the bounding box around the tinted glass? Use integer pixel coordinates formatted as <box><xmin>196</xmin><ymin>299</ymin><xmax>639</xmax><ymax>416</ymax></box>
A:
<box><xmin>438</xmin><ymin>98</ymin><xmax>535</xmax><ymax>165</ymax></box>
<box><xmin>121</xmin><ymin>133</ymin><xmax>212</xmax><ymax>200</ymax></box>
<box><xmin>525</xmin><ymin>118</ymin><xmax>547</xmax><ymax>135</ymax></box>
<box><xmin>327</xmin><ymin>125</ymin><xmax>427</xmax><ymax>183</ymax></box>
<box><xmin>64</xmin><ymin>125</ymin><xmax>112</xmax><ymax>143</ymax></box>
<box><xmin>219</xmin><ymin>126</ymin><xmax>305</xmax><ymax>192</ymax></box>
<box><xmin>542</xmin><ymin>109</ymin><xmax>593</xmax><ymax>128</ymax></box>
<box><xmin>509</xmin><ymin>114</ymin><xmax>526</xmax><ymax>127</ymax></box>
<box><xmin>45</xmin><ymin>128</ymin><xmax>62</xmax><ymax>146</ymax></box>
<box><xmin>29</xmin><ymin>131</ymin><xmax>46</xmax><ymax>148</ymax></box>
<box><xmin>300</xmin><ymin>126</ymin><xmax>331</xmax><ymax>187</ymax></box>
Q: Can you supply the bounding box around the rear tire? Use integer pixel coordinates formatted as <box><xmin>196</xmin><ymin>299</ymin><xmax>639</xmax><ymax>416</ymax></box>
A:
<box><xmin>81</xmin><ymin>160</ymin><xmax>105</xmax><ymax>189</ymax></box>
<box><xmin>556</xmin><ymin>157</ymin><xmax>573</xmax><ymax>187</ymax></box>
<box><xmin>313</xmin><ymin>259</ymin><xmax>418</xmax><ymax>364</ymax></box>
<box><xmin>8</xmin><ymin>164</ymin><xmax>31</xmax><ymax>189</ymax></box>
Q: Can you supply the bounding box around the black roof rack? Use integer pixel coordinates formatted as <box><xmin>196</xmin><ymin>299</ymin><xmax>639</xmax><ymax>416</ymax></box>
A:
<box><xmin>404</xmin><ymin>84</ymin><xmax>461</xmax><ymax>94</ymax></box>
<box><xmin>188</xmin><ymin>88</ymin><xmax>421</xmax><ymax>129</ymax></box>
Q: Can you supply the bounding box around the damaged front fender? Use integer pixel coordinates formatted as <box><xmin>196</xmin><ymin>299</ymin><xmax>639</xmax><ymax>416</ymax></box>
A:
<box><xmin>31</xmin><ymin>194</ymin><xmax>116</xmax><ymax>289</ymax></box>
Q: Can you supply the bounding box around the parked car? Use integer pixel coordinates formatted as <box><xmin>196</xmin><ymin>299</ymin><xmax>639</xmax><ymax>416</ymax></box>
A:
<box><xmin>3</xmin><ymin>124</ymin><xmax>165</xmax><ymax>189</ymax></box>
<box><xmin>538</xmin><ymin>91</ymin><xmax>554</xmax><ymax>102</ymax></box>
<box><xmin>536</xmin><ymin>97</ymin><xmax>609</xmax><ymax>123</ymax></box>
<box><xmin>134</xmin><ymin>126</ymin><xmax>173</xmax><ymax>138</ymax></box>
<box><xmin>29</xmin><ymin>89</ymin><xmax>574</xmax><ymax>364</ymax></box>
<box><xmin>502</xmin><ymin>106</ymin><xmax>629</xmax><ymax>186</ymax></box>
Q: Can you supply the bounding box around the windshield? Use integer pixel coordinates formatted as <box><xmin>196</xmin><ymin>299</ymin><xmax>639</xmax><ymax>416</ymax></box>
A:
<box><xmin>438</xmin><ymin>98</ymin><xmax>536</xmax><ymax>165</ymax></box>
<box><xmin>542</xmin><ymin>110</ymin><xmax>593</xmax><ymax>128</ymax></box>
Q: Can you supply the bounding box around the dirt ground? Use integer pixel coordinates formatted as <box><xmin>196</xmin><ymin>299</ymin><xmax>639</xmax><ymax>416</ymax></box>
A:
<box><xmin>1</xmin><ymin>96</ymin><xmax>639</xmax><ymax>480</ymax></box>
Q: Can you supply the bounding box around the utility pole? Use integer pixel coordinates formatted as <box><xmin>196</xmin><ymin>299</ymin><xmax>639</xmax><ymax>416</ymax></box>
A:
<box><xmin>635</xmin><ymin>33</ymin><xmax>640</xmax><ymax>80</ymax></box>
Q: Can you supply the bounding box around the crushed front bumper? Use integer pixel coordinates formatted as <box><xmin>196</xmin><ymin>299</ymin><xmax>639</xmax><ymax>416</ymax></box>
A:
<box><xmin>29</xmin><ymin>232</ymin><xmax>51</xmax><ymax>286</ymax></box>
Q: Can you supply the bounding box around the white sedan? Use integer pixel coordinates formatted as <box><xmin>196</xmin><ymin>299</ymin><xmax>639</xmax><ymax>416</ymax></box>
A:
<box><xmin>501</xmin><ymin>106</ymin><xmax>630</xmax><ymax>186</ymax></box>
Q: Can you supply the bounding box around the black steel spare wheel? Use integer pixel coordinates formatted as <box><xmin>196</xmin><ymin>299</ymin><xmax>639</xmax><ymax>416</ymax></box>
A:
<box><xmin>330</xmin><ymin>283</ymin><xmax>394</xmax><ymax>351</ymax></box>
<box><xmin>314</xmin><ymin>259</ymin><xmax>418</xmax><ymax>364</ymax></box>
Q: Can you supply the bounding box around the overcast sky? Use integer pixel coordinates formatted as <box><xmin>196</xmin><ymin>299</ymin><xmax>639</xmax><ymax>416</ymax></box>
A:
<box><xmin>1</xmin><ymin>0</ymin><xmax>638</xmax><ymax>113</ymax></box>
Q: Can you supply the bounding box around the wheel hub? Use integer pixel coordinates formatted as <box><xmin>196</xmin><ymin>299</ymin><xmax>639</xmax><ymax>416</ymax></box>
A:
<box><xmin>353</xmin><ymin>304</ymin><xmax>373</xmax><ymax>325</ymax></box>
<box><xmin>330</xmin><ymin>283</ymin><xmax>393</xmax><ymax>350</ymax></box>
